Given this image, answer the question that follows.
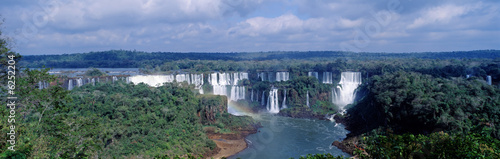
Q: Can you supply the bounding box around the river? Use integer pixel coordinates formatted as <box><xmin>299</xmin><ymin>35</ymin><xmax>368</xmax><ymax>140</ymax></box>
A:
<box><xmin>229</xmin><ymin>113</ymin><xmax>351</xmax><ymax>159</ymax></box>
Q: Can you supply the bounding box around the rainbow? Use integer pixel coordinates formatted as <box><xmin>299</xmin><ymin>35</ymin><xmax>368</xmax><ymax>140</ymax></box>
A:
<box><xmin>227</xmin><ymin>100</ymin><xmax>259</xmax><ymax>117</ymax></box>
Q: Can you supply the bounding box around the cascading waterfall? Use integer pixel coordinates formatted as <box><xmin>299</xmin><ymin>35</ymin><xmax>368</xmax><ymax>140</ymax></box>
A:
<box><xmin>326</xmin><ymin>113</ymin><xmax>335</xmax><ymax>122</ymax></box>
<box><xmin>308</xmin><ymin>72</ymin><xmax>319</xmax><ymax>80</ymax></box>
<box><xmin>128</xmin><ymin>75</ymin><xmax>175</xmax><ymax>87</ymax></box>
<box><xmin>76</xmin><ymin>78</ymin><xmax>83</xmax><ymax>87</ymax></box>
<box><xmin>175</xmin><ymin>74</ymin><xmax>189</xmax><ymax>83</ymax></box>
<box><xmin>267</xmin><ymin>88</ymin><xmax>280</xmax><ymax>113</ymax></box>
<box><xmin>190</xmin><ymin>74</ymin><xmax>204</xmax><ymax>94</ymax></box>
<box><xmin>322</xmin><ymin>72</ymin><xmax>333</xmax><ymax>84</ymax></box>
<box><xmin>209</xmin><ymin>72</ymin><xmax>248</xmax><ymax>101</ymax></box>
<box><xmin>276</xmin><ymin>72</ymin><xmax>290</xmax><ymax>82</ymax></box>
<box><xmin>487</xmin><ymin>75</ymin><xmax>492</xmax><ymax>85</ymax></box>
<box><xmin>128</xmin><ymin>74</ymin><xmax>203</xmax><ymax>91</ymax></box>
<box><xmin>68</xmin><ymin>79</ymin><xmax>73</xmax><ymax>90</ymax></box>
<box><xmin>38</xmin><ymin>81</ymin><xmax>49</xmax><ymax>90</ymax></box>
<box><xmin>332</xmin><ymin>72</ymin><xmax>362</xmax><ymax>113</ymax></box>
<box><xmin>282</xmin><ymin>89</ymin><xmax>287</xmax><ymax>109</ymax></box>
<box><xmin>230</xmin><ymin>86</ymin><xmax>246</xmax><ymax>101</ymax></box>
<box><xmin>251</xmin><ymin>89</ymin><xmax>254</xmax><ymax>101</ymax></box>
<box><xmin>258</xmin><ymin>72</ymin><xmax>266</xmax><ymax>81</ymax></box>
<box><xmin>261</xmin><ymin>91</ymin><xmax>265</xmax><ymax>106</ymax></box>
<box><xmin>306</xmin><ymin>90</ymin><xmax>310</xmax><ymax>108</ymax></box>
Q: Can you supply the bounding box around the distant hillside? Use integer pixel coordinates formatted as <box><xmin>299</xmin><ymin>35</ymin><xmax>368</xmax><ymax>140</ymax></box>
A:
<box><xmin>19</xmin><ymin>50</ymin><xmax>500</xmax><ymax>68</ymax></box>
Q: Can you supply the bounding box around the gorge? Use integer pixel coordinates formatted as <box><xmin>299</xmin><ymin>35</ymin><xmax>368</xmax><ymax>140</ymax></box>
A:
<box><xmin>46</xmin><ymin>69</ymin><xmax>364</xmax><ymax>158</ymax></box>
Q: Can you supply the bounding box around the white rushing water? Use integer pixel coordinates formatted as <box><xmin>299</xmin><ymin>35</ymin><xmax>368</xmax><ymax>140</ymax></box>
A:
<box><xmin>306</xmin><ymin>90</ymin><xmax>310</xmax><ymax>108</ymax></box>
<box><xmin>128</xmin><ymin>74</ymin><xmax>204</xmax><ymax>94</ymax></box>
<box><xmin>230</xmin><ymin>86</ymin><xmax>246</xmax><ymax>101</ymax></box>
<box><xmin>259</xmin><ymin>72</ymin><xmax>290</xmax><ymax>82</ymax></box>
<box><xmin>128</xmin><ymin>75</ymin><xmax>175</xmax><ymax>87</ymax></box>
<box><xmin>251</xmin><ymin>89</ymin><xmax>254</xmax><ymax>101</ymax></box>
<box><xmin>332</xmin><ymin>72</ymin><xmax>362</xmax><ymax>112</ymax></box>
<box><xmin>66</xmin><ymin>76</ymin><xmax>122</xmax><ymax>90</ymax></box>
<box><xmin>487</xmin><ymin>75</ymin><xmax>492</xmax><ymax>85</ymax></box>
<box><xmin>276</xmin><ymin>72</ymin><xmax>290</xmax><ymax>82</ymax></box>
<box><xmin>308</xmin><ymin>72</ymin><xmax>319</xmax><ymax>80</ymax></box>
<box><xmin>282</xmin><ymin>89</ymin><xmax>287</xmax><ymax>109</ymax></box>
<box><xmin>68</xmin><ymin>79</ymin><xmax>73</xmax><ymax>90</ymax></box>
<box><xmin>209</xmin><ymin>72</ymin><xmax>248</xmax><ymax>101</ymax></box>
<box><xmin>261</xmin><ymin>91</ymin><xmax>265</xmax><ymax>106</ymax></box>
<box><xmin>257</xmin><ymin>72</ymin><xmax>267</xmax><ymax>81</ymax></box>
<box><xmin>38</xmin><ymin>81</ymin><xmax>49</xmax><ymax>90</ymax></box>
<box><xmin>76</xmin><ymin>78</ymin><xmax>83</xmax><ymax>87</ymax></box>
<box><xmin>267</xmin><ymin>88</ymin><xmax>280</xmax><ymax>113</ymax></box>
<box><xmin>323</xmin><ymin>72</ymin><xmax>333</xmax><ymax>84</ymax></box>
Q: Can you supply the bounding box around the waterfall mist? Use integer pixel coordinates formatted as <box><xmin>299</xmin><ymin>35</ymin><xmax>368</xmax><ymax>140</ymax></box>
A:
<box><xmin>332</xmin><ymin>72</ymin><xmax>362</xmax><ymax>112</ymax></box>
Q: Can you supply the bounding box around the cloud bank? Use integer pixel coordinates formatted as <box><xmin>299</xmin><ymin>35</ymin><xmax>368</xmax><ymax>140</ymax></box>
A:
<box><xmin>1</xmin><ymin>0</ymin><xmax>498</xmax><ymax>54</ymax></box>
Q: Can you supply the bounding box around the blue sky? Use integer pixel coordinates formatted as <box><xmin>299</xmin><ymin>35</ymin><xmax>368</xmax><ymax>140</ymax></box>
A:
<box><xmin>1</xmin><ymin>0</ymin><xmax>499</xmax><ymax>55</ymax></box>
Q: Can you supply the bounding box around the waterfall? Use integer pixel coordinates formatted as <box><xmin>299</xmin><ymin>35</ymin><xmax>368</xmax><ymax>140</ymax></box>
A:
<box><xmin>282</xmin><ymin>89</ymin><xmax>287</xmax><ymax>109</ymax></box>
<box><xmin>208</xmin><ymin>72</ymin><xmax>248</xmax><ymax>101</ymax></box>
<box><xmin>68</xmin><ymin>79</ymin><xmax>73</xmax><ymax>90</ymax></box>
<box><xmin>322</xmin><ymin>72</ymin><xmax>333</xmax><ymax>84</ymax></box>
<box><xmin>276</xmin><ymin>72</ymin><xmax>290</xmax><ymax>82</ymax></box>
<box><xmin>38</xmin><ymin>81</ymin><xmax>48</xmax><ymax>90</ymax></box>
<box><xmin>258</xmin><ymin>72</ymin><xmax>266</xmax><ymax>81</ymax></box>
<box><xmin>230</xmin><ymin>86</ymin><xmax>246</xmax><ymax>101</ymax></box>
<box><xmin>332</xmin><ymin>72</ymin><xmax>362</xmax><ymax>112</ymax></box>
<box><xmin>251</xmin><ymin>89</ymin><xmax>254</xmax><ymax>101</ymax></box>
<box><xmin>232</xmin><ymin>72</ymin><xmax>240</xmax><ymax>85</ymax></box>
<box><xmin>128</xmin><ymin>75</ymin><xmax>175</xmax><ymax>87</ymax></box>
<box><xmin>190</xmin><ymin>74</ymin><xmax>204</xmax><ymax>94</ymax></box>
<box><xmin>112</xmin><ymin>76</ymin><xmax>118</xmax><ymax>83</ymax></box>
<box><xmin>487</xmin><ymin>75</ymin><xmax>492</xmax><ymax>85</ymax></box>
<box><xmin>91</xmin><ymin>78</ymin><xmax>96</xmax><ymax>86</ymax></box>
<box><xmin>38</xmin><ymin>81</ymin><xmax>43</xmax><ymax>89</ymax></box>
<box><xmin>261</xmin><ymin>91</ymin><xmax>265</xmax><ymax>106</ymax></box>
<box><xmin>175</xmin><ymin>74</ymin><xmax>189</xmax><ymax>83</ymax></box>
<box><xmin>76</xmin><ymin>78</ymin><xmax>83</xmax><ymax>87</ymax></box>
<box><xmin>308</xmin><ymin>72</ymin><xmax>319</xmax><ymax>80</ymax></box>
<box><xmin>209</xmin><ymin>73</ymin><xmax>218</xmax><ymax>85</ymax></box>
<box><xmin>267</xmin><ymin>88</ymin><xmax>279</xmax><ymax>113</ymax></box>
<box><xmin>326</xmin><ymin>114</ymin><xmax>335</xmax><ymax>122</ymax></box>
<box><xmin>306</xmin><ymin>90</ymin><xmax>310</xmax><ymax>108</ymax></box>
<box><xmin>213</xmin><ymin>85</ymin><xmax>227</xmax><ymax>96</ymax></box>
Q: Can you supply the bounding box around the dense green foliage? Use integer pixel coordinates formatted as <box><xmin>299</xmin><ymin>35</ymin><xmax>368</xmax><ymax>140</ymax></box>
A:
<box><xmin>361</xmin><ymin>130</ymin><xmax>500</xmax><ymax>158</ymax></box>
<box><xmin>344</xmin><ymin>71</ymin><xmax>500</xmax><ymax>158</ymax></box>
<box><xmin>0</xmin><ymin>69</ymin><xmax>257</xmax><ymax>158</ymax></box>
<box><xmin>20</xmin><ymin>49</ymin><xmax>500</xmax><ymax>68</ymax></box>
<box><xmin>68</xmin><ymin>82</ymin><xmax>217</xmax><ymax>157</ymax></box>
<box><xmin>85</xmin><ymin>67</ymin><xmax>107</xmax><ymax>76</ymax></box>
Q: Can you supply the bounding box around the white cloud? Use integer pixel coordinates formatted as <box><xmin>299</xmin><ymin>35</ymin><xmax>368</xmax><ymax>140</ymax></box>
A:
<box><xmin>229</xmin><ymin>14</ymin><xmax>365</xmax><ymax>38</ymax></box>
<box><xmin>407</xmin><ymin>4</ymin><xmax>480</xmax><ymax>29</ymax></box>
<box><xmin>1</xmin><ymin>0</ymin><xmax>499</xmax><ymax>54</ymax></box>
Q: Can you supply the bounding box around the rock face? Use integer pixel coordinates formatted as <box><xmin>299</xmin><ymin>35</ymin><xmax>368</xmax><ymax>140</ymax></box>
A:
<box><xmin>331</xmin><ymin>136</ymin><xmax>361</xmax><ymax>155</ymax></box>
<box><xmin>198</xmin><ymin>95</ymin><xmax>228</xmax><ymax>124</ymax></box>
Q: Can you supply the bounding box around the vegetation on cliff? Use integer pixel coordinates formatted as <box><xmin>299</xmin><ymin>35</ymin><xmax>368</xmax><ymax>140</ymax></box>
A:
<box><xmin>342</xmin><ymin>71</ymin><xmax>500</xmax><ymax>158</ymax></box>
<box><xmin>0</xmin><ymin>68</ymin><xmax>257</xmax><ymax>158</ymax></box>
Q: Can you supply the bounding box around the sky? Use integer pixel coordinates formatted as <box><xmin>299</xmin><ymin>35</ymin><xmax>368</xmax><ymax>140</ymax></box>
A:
<box><xmin>1</xmin><ymin>0</ymin><xmax>499</xmax><ymax>55</ymax></box>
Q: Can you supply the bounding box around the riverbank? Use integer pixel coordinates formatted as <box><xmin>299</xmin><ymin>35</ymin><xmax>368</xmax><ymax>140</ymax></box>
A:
<box><xmin>331</xmin><ymin>113</ymin><xmax>369</xmax><ymax>157</ymax></box>
<box><xmin>205</xmin><ymin>129</ymin><xmax>258</xmax><ymax>159</ymax></box>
